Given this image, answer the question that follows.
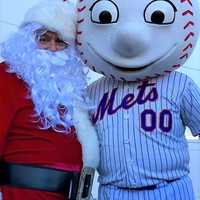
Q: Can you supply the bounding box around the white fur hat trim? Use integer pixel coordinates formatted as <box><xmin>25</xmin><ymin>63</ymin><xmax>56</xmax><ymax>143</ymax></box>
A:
<box><xmin>22</xmin><ymin>0</ymin><xmax>77</xmax><ymax>41</ymax></box>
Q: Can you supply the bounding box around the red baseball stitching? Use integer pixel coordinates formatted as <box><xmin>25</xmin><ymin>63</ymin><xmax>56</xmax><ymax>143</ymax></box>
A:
<box><xmin>137</xmin><ymin>2</ymin><xmax>194</xmax><ymax>78</ymax></box>
<box><xmin>178</xmin><ymin>0</ymin><xmax>195</xmax><ymax>65</ymax></box>
<box><xmin>179</xmin><ymin>53</ymin><xmax>189</xmax><ymax>60</ymax></box>
<box><xmin>184</xmin><ymin>21</ymin><xmax>194</xmax><ymax>29</ymax></box>
<box><xmin>77</xmin><ymin>18</ymin><xmax>85</xmax><ymax>24</ymax></box>
<box><xmin>182</xmin><ymin>10</ymin><xmax>193</xmax><ymax>16</ymax></box>
<box><xmin>164</xmin><ymin>70</ymin><xmax>172</xmax><ymax>73</ymax></box>
<box><xmin>75</xmin><ymin>39</ymin><xmax>82</xmax><ymax>46</ymax></box>
<box><xmin>76</xmin><ymin>0</ymin><xmax>86</xmax><ymax>47</ymax></box>
<box><xmin>78</xmin><ymin>6</ymin><xmax>86</xmax><ymax>12</ymax></box>
<box><xmin>182</xmin><ymin>43</ymin><xmax>193</xmax><ymax>52</ymax></box>
<box><xmin>184</xmin><ymin>32</ymin><xmax>194</xmax><ymax>41</ymax></box>
<box><xmin>172</xmin><ymin>64</ymin><xmax>181</xmax><ymax>68</ymax></box>
<box><xmin>76</xmin><ymin>31</ymin><xmax>82</xmax><ymax>35</ymax></box>
<box><xmin>154</xmin><ymin>73</ymin><xmax>162</xmax><ymax>76</ymax></box>
<box><xmin>181</xmin><ymin>0</ymin><xmax>192</xmax><ymax>6</ymax></box>
<box><xmin>76</xmin><ymin>0</ymin><xmax>86</xmax><ymax>51</ymax></box>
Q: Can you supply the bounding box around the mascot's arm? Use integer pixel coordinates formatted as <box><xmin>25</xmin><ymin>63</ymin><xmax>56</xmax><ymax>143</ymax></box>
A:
<box><xmin>73</xmin><ymin>105</ymin><xmax>99</xmax><ymax>168</ymax></box>
<box><xmin>180</xmin><ymin>76</ymin><xmax>200</xmax><ymax>137</ymax></box>
<box><xmin>73</xmin><ymin>105</ymin><xmax>99</xmax><ymax>200</ymax></box>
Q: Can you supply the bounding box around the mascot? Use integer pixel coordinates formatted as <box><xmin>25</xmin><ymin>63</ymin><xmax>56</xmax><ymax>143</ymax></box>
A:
<box><xmin>76</xmin><ymin>0</ymin><xmax>200</xmax><ymax>199</ymax></box>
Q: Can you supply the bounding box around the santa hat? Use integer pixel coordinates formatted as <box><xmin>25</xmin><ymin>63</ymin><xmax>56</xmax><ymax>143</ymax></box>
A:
<box><xmin>21</xmin><ymin>0</ymin><xmax>77</xmax><ymax>41</ymax></box>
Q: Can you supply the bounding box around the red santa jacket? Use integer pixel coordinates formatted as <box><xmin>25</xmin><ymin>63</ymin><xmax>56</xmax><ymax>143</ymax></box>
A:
<box><xmin>0</xmin><ymin>62</ymin><xmax>82</xmax><ymax>171</ymax></box>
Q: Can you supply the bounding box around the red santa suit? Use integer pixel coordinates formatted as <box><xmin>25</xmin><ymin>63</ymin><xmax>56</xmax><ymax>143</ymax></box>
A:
<box><xmin>0</xmin><ymin>1</ymin><xmax>99</xmax><ymax>199</ymax></box>
<box><xmin>0</xmin><ymin>62</ymin><xmax>82</xmax><ymax>200</ymax></box>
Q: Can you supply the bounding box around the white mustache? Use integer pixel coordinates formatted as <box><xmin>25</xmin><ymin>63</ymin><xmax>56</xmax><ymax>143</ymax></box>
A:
<box><xmin>37</xmin><ymin>49</ymin><xmax>70</xmax><ymax>66</ymax></box>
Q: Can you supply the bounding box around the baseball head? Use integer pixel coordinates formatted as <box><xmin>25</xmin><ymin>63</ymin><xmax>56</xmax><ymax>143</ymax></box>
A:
<box><xmin>76</xmin><ymin>0</ymin><xmax>200</xmax><ymax>81</ymax></box>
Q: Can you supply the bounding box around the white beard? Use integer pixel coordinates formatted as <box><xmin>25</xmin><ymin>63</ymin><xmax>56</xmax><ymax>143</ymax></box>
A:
<box><xmin>1</xmin><ymin>23</ymin><xmax>89</xmax><ymax>133</ymax></box>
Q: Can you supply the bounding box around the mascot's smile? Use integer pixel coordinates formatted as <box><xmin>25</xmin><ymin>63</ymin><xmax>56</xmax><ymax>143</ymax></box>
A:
<box><xmin>88</xmin><ymin>43</ymin><xmax>178</xmax><ymax>73</ymax></box>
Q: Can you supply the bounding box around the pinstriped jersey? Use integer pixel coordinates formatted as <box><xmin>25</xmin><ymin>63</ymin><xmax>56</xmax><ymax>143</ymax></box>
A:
<box><xmin>87</xmin><ymin>71</ymin><xmax>200</xmax><ymax>188</ymax></box>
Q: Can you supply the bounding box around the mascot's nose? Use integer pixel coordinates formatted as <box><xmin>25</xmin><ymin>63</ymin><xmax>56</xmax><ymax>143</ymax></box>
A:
<box><xmin>112</xmin><ymin>25</ymin><xmax>148</xmax><ymax>58</ymax></box>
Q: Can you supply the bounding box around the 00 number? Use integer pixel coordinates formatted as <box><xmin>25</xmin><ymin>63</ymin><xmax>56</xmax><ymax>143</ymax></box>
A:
<box><xmin>141</xmin><ymin>109</ymin><xmax>172</xmax><ymax>132</ymax></box>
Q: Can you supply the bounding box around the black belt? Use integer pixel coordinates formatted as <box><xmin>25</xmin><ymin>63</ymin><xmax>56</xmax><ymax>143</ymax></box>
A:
<box><xmin>0</xmin><ymin>162</ymin><xmax>80</xmax><ymax>199</ymax></box>
<box><xmin>118</xmin><ymin>179</ymin><xmax>179</xmax><ymax>191</ymax></box>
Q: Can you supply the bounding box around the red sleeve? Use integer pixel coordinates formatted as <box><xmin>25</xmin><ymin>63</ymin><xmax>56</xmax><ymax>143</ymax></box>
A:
<box><xmin>0</xmin><ymin>63</ymin><xmax>19</xmax><ymax>155</ymax></box>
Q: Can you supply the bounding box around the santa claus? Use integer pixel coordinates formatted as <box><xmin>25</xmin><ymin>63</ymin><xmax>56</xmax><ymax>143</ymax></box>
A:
<box><xmin>0</xmin><ymin>0</ymin><xmax>99</xmax><ymax>200</ymax></box>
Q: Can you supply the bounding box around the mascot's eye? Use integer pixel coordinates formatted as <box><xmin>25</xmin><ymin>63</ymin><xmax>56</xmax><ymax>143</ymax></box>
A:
<box><xmin>144</xmin><ymin>0</ymin><xmax>177</xmax><ymax>25</ymax></box>
<box><xmin>90</xmin><ymin>0</ymin><xmax>119</xmax><ymax>24</ymax></box>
